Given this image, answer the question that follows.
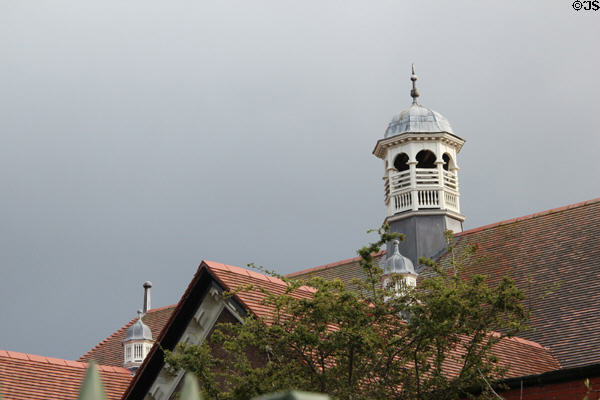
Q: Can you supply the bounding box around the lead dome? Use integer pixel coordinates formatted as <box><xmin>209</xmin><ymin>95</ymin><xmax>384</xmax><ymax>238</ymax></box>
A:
<box><xmin>385</xmin><ymin>240</ymin><xmax>416</xmax><ymax>276</ymax></box>
<box><xmin>385</xmin><ymin>104</ymin><xmax>454</xmax><ymax>137</ymax></box>
<box><xmin>125</xmin><ymin>310</ymin><xmax>152</xmax><ymax>341</ymax></box>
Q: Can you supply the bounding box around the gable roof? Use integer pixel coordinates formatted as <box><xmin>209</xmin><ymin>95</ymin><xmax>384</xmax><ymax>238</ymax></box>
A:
<box><xmin>0</xmin><ymin>350</ymin><xmax>131</xmax><ymax>400</ymax></box>
<box><xmin>122</xmin><ymin>260</ymin><xmax>560</xmax><ymax>399</ymax></box>
<box><xmin>451</xmin><ymin>197</ymin><xmax>600</xmax><ymax>369</ymax></box>
<box><xmin>289</xmin><ymin>197</ymin><xmax>600</xmax><ymax>370</ymax></box>
<box><xmin>79</xmin><ymin>262</ymin><xmax>316</xmax><ymax>369</ymax></box>
<box><xmin>86</xmin><ymin>197</ymin><xmax>600</xmax><ymax>395</ymax></box>
<box><xmin>122</xmin><ymin>260</ymin><xmax>276</xmax><ymax>400</ymax></box>
<box><xmin>79</xmin><ymin>304</ymin><xmax>175</xmax><ymax>367</ymax></box>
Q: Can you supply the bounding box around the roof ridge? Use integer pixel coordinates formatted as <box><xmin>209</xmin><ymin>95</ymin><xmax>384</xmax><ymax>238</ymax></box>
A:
<box><xmin>146</xmin><ymin>304</ymin><xmax>176</xmax><ymax>313</ymax></box>
<box><xmin>77</xmin><ymin>315</ymin><xmax>138</xmax><ymax>362</ymax></box>
<box><xmin>287</xmin><ymin>250</ymin><xmax>386</xmax><ymax>278</ymax></box>
<box><xmin>457</xmin><ymin>197</ymin><xmax>600</xmax><ymax>237</ymax></box>
<box><xmin>203</xmin><ymin>260</ymin><xmax>316</xmax><ymax>294</ymax></box>
<box><xmin>500</xmin><ymin>335</ymin><xmax>549</xmax><ymax>350</ymax></box>
<box><xmin>0</xmin><ymin>349</ymin><xmax>130</xmax><ymax>373</ymax></box>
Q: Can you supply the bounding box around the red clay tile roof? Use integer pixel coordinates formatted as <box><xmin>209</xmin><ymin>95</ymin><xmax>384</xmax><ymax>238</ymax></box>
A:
<box><xmin>286</xmin><ymin>251</ymin><xmax>385</xmax><ymax>286</ymax></box>
<box><xmin>92</xmin><ymin>198</ymin><xmax>600</xmax><ymax>382</ymax></box>
<box><xmin>0</xmin><ymin>350</ymin><xmax>131</xmax><ymax>400</ymax></box>
<box><xmin>450</xmin><ymin>197</ymin><xmax>600</xmax><ymax>369</ymax></box>
<box><xmin>464</xmin><ymin>335</ymin><xmax>559</xmax><ymax>378</ymax></box>
<box><xmin>204</xmin><ymin>260</ymin><xmax>315</xmax><ymax>321</ymax></box>
<box><xmin>207</xmin><ymin>261</ymin><xmax>559</xmax><ymax>378</ymax></box>
<box><xmin>79</xmin><ymin>305</ymin><xmax>175</xmax><ymax>367</ymax></box>
<box><xmin>123</xmin><ymin>260</ymin><xmax>560</xmax><ymax>399</ymax></box>
<box><xmin>289</xmin><ymin>197</ymin><xmax>600</xmax><ymax>370</ymax></box>
<box><xmin>85</xmin><ymin>262</ymin><xmax>316</xmax><ymax>370</ymax></box>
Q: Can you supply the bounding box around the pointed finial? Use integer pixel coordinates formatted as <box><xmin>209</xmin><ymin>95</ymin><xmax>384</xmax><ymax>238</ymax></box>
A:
<box><xmin>392</xmin><ymin>239</ymin><xmax>401</xmax><ymax>256</ymax></box>
<box><xmin>137</xmin><ymin>309</ymin><xmax>143</xmax><ymax>321</ymax></box>
<box><xmin>410</xmin><ymin>64</ymin><xmax>419</xmax><ymax>105</ymax></box>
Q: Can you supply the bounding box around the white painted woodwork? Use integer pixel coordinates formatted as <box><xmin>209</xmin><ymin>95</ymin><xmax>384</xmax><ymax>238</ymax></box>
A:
<box><xmin>375</xmin><ymin>134</ymin><xmax>464</xmax><ymax>218</ymax></box>
<box><xmin>145</xmin><ymin>284</ymin><xmax>244</xmax><ymax>400</ymax></box>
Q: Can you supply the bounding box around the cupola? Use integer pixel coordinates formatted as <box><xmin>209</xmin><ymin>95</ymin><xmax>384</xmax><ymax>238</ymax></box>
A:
<box><xmin>383</xmin><ymin>239</ymin><xmax>418</xmax><ymax>290</ymax></box>
<box><xmin>123</xmin><ymin>310</ymin><xmax>153</xmax><ymax>373</ymax></box>
<box><xmin>122</xmin><ymin>282</ymin><xmax>154</xmax><ymax>374</ymax></box>
<box><xmin>373</xmin><ymin>66</ymin><xmax>466</xmax><ymax>265</ymax></box>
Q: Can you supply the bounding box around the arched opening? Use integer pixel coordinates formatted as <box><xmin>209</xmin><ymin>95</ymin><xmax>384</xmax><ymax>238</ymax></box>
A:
<box><xmin>393</xmin><ymin>153</ymin><xmax>409</xmax><ymax>172</ymax></box>
<box><xmin>416</xmin><ymin>150</ymin><xmax>436</xmax><ymax>169</ymax></box>
<box><xmin>442</xmin><ymin>153</ymin><xmax>453</xmax><ymax>171</ymax></box>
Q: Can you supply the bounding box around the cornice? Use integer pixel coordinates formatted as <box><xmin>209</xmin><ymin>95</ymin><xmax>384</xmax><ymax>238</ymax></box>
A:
<box><xmin>384</xmin><ymin>209</ymin><xmax>466</xmax><ymax>224</ymax></box>
<box><xmin>373</xmin><ymin>132</ymin><xmax>465</xmax><ymax>159</ymax></box>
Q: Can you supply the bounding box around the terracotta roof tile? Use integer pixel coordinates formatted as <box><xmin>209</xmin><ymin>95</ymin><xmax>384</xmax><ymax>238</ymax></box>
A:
<box><xmin>446</xmin><ymin>198</ymin><xmax>600</xmax><ymax>368</ymax></box>
<box><xmin>287</xmin><ymin>251</ymin><xmax>386</xmax><ymax>279</ymax></box>
<box><xmin>0</xmin><ymin>350</ymin><xmax>131</xmax><ymax>400</ymax></box>
<box><xmin>120</xmin><ymin>260</ymin><xmax>561</xmax><ymax>400</ymax></box>
<box><xmin>285</xmin><ymin>197</ymin><xmax>600</xmax><ymax>370</ymax></box>
<box><xmin>204</xmin><ymin>261</ymin><xmax>315</xmax><ymax>321</ymax></box>
<box><xmin>93</xmin><ymin>198</ymin><xmax>600</xmax><ymax>383</ymax></box>
<box><xmin>204</xmin><ymin>262</ymin><xmax>559</xmax><ymax>378</ymax></box>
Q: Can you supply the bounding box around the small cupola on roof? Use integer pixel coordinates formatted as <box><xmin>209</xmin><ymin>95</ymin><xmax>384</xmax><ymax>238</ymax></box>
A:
<box><xmin>383</xmin><ymin>239</ymin><xmax>418</xmax><ymax>289</ymax></box>
<box><xmin>122</xmin><ymin>282</ymin><xmax>154</xmax><ymax>374</ymax></box>
<box><xmin>373</xmin><ymin>65</ymin><xmax>466</xmax><ymax>266</ymax></box>
<box><xmin>125</xmin><ymin>310</ymin><xmax>153</xmax><ymax>342</ymax></box>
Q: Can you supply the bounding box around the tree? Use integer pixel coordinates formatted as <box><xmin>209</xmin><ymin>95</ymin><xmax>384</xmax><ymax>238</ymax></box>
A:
<box><xmin>165</xmin><ymin>228</ymin><xmax>528</xmax><ymax>400</ymax></box>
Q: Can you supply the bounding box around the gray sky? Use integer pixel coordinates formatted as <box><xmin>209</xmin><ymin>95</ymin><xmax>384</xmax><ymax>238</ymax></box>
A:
<box><xmin>1</xmin><ymin>1</ymin><xmax>598</xmax><ymax>361</ymax></box>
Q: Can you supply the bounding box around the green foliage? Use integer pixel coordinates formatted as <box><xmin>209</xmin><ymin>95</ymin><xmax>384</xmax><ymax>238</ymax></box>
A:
<box><xmin>165</xmin><ymin>227</ymin><xmax>528</xmax><ymax>400</ymax></box>
<box><xmin>583</xmin><ymin>377</ymin><xmax>591</xmax><ymax>400</ymax></box>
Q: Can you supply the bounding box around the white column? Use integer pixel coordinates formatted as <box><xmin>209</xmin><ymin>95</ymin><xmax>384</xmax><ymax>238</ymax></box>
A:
<box><xmin>452</xmin><ymin>166</ymin><xmax>460</xmax><ymax>212</ymax></box>
<box><xmin>385</xmin><ymin>156</ymin><xmax>396</xmax><ymax>216</ymax></box>
<box><xmin>436</xmin><ymin>160</ymin><xmax>446</xmax><ymax>210</ymax></box>
<box><xmin>408</xmin><ymin>161</ymin><xmax>418</xmax><ymax>210</ymax></box>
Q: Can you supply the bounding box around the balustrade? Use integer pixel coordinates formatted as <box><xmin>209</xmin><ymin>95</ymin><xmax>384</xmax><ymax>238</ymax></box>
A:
<box><xmin>444</xmin><ymin>191</ymin><xmax>458</xmax><ymax>210</ymax></box>
<box><xmin>387</xmin><ymin>168</ymin><xmax>460</xmax><ymax>214</ymax></box>
<box><xmin>393</xmin><ymin>192</ymin><xmax>412</xmax><ymax>212</ymax></box>
<box><xmin>443</xmin><ymin>170</ymin><xmax>457</xmax><ymax>190</ymax></box>
<box><xmin>418</xmin><ymin>190</ymin><xmax>439</xmax><ymax>208</ymax></box>
<box><xmin>415</xmin><ymin>169</ymin><xmax>439</xmax><ymax>185</ymax></box>
<box><xmin>390</xmin><ymin>171</ymin><xmax>411</xmax><ymax>191</ymax></box>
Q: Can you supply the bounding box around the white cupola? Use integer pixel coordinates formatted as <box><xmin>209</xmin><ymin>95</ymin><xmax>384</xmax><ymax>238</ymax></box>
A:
<box><xmin>123</xmin><ymin>281</ymin><xmax>154</xmax><ymax>374</ymax></box>
<box><xmin>383</xmin><ymin>239</ymin><xmax>418</xmax><ymax>291</ymax></box>
<box><xmin>123</xmin><ymin>310</ymin><xmax>153</xmax><ymax>373</ymax></box>
<box><xmin>373</xmin><ymin>66</ymin><xmax>466</xmax><ymax>265</ymax></box>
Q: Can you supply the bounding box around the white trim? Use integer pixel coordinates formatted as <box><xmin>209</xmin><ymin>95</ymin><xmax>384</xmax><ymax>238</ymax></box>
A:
<box><xmin>145</xmin><ymin>283</ymin><xmax>244</xmax><ymax>400</ymax></box>
<box><xmin>373</xmin><ymin>132</ymin><xmax>465</xmax><ymax>159</ymax></box>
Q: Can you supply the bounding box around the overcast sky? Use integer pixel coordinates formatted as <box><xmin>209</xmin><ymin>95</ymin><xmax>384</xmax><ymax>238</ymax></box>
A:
<box><xmin>1</xmin><ymin>0</ymin><xmax>598</xmax><ymax>361</ymax></box>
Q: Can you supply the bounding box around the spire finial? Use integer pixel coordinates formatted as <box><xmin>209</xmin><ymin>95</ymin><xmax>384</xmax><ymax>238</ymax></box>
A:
<box><xmin>410</xmin><ymin>64</ymin><xmax>419</xmax><ymax>105</ymax></box>
<box><xmin>392</xmin><ymin>239</ymin><xmax>401</xmax><ymax>256</ymax></box>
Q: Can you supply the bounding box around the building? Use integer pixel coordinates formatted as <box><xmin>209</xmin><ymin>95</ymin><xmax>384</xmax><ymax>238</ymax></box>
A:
<box><xmin>2</xmin><ymin>69</ymin><xmax>599</xmax><ymax>399</ymax></box>
<box><xmin>80</xmin><ymin>69</ymin><xmax>600</xmax><ymax>399</ymax></box>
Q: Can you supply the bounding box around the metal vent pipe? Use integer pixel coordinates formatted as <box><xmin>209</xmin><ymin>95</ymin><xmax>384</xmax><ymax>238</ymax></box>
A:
<box><xmin>143</xmin><ymin>281</ymin><xmax>152</xmax><ymax>313</ymax></box>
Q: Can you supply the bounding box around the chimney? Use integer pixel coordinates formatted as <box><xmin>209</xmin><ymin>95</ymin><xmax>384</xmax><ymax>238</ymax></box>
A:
<box><xmin>143</xmin><ymin>281</ymin><xmax>152</xmax><ymax>313</ymax></box>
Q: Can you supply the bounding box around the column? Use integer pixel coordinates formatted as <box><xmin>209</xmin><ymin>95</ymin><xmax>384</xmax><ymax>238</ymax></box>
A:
<box><xmin>408</xmin><ymin>161</ymin><xmax>418</xmax><ymax>210</ymax></box>
<box><xmin>436</xmin><ymin>160</ymin><xmax>446</xmax><ymax>210</ymax></box>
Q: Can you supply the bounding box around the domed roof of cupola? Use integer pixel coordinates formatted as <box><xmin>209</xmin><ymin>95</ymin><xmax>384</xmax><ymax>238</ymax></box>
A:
<box><xmin>125</xmin><ymin>310</ymin><xmax>152</xmax><ymax>341</ymax></box>
<box><xmin>384</xmin><ymin>240</ymin><xmax>416</xmax><ymax>276</ymax></box>
<box><xmin>385</xmin><ymin>65</ymin><xmax>454</xmax><ymax>138</ymax></box>
<box><xmin>385</xmin><ymin>104</ymin><xmax>454</xmax><ymax>137</ymax></box>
